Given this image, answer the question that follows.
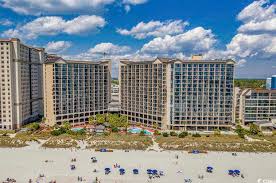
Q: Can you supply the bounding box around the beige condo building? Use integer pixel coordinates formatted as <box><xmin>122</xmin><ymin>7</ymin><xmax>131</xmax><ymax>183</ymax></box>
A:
<box><xmin>44</xmin><ymin>55</ymin><xmax>111</xmax><ymax>126</ymax></box>
<box><xmin>0</xmin><ymin>38</ymin><xmax>44</xmax><ymax>130</ymax></box>
<box><xmin>120</xmin><ymin>57</ymin><xmax>235</xmax><ymax>131</ymax></box>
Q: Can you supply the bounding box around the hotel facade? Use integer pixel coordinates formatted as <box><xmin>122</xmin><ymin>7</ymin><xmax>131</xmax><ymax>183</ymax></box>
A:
<box><xmin>43</xmin><ymin>56</ymin><xmax>111</xmax><ymax>126</ymax></box>
<box><xmin>235</xmin><ymin>88</ymin><xmax>276</xmax><ymax>125</ymax></box>
<box><xmin>0</xmin><ymin>38</ymin><xmax>44</xmax><ymax>130</ymax></box>
<box><xmin>119</xmin><ymin>57</ymin><xmax>235</xmax><ymax>131</ymax></box>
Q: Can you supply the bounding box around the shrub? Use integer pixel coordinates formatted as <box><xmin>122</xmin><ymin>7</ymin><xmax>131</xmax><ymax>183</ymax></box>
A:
<box><xmin>170</xmin><ymin>131</ymin><xmax>178</xmax><ymax>136</ymax></box>
<box><xmin>103</xmin><ymin>132</ymin><xmax>110</xmax><ymax>136</ymax></box>
<box><xmin>235</xmin><ymin>125</ymin><xmax>246</xmax><ymax>138</ymax></box>
<box><xmin>192</xmin><ymin>133</ymin><xmax>201</xmax><ymax>137</ymax></box>
<box><xmin>214</xmin><ymin>129</ymin><xmax>221</xmax><ymax>136</ymax></box>
<box><xmin>249</xmin><ymin>124</ymin><xmax>260</xmax><ymax>135</ymax></box>
<box><xmin>154</xmin><ymin>130</ymin><xmax>161</xmax><ymax>136</ymax></box>
<box><xmin>111</xmin><ymin>127</ymin><xmax>119</xmax><ymax>133</ymax></box>
<box><xmin>27</xmin><ymin>122</ymin><xmax>40</xmax><ymax>131</ymax></box>
<box><xmin>162</xmin><ymin>132</ymin><xmax>169</xmax><ymax>137</ymax></box>
<box><xmin>50</xmin><ymin>127</ymin><xmax>67</xmax><ymax>136</ymax></box>
<box><xmin>140</xmin><ymin>130</ymin><xmax>146</xmax><ymax>136</ymax></box>
<box><xmin>178</xmin><ymin>131</ymin><xmax>188</xmax><ymax>138</ymax></box>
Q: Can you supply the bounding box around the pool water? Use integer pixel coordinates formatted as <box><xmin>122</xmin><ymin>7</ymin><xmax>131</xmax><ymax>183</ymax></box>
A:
<box><xmin>128</xmin><ymin>127</ymin><xmax>152</xmax><ymax>135</ymax></box>
<box><xmin>71</xmin><ymin>127</ymin><xmax>84</xmax><ymax>132</ymax></box>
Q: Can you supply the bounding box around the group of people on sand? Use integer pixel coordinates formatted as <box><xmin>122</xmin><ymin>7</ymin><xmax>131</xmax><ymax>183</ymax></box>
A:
<box><xmin>113</xmin><ymin>163</ymin><xmax>120</xmax><ymax>168</ymax></box>
<box><xmin>3</xmin><ymin>178</ymin><xmax>16</xmax><ymax>183</ymax></box>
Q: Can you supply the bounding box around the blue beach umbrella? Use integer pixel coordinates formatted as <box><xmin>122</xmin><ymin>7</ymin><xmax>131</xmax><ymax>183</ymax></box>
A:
<box><xmin>133</xmin><ymin>169</ymin><xmax>139</xmax><ymax>174</ymax></box>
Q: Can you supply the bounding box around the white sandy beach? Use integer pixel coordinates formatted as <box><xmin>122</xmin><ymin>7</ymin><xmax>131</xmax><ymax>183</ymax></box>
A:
<box><xmin>0</xmin><ymin>143</ymin><xmax>276</xmax><ymax>183</ymax></box>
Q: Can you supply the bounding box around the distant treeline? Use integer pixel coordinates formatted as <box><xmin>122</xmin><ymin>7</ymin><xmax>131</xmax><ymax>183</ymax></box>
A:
<box><xmin>234</xmin><ymin>79</ymin><xmax>266</xmax><ymax>89</ymax></box>
<box><xmin>112</xmin><ymin>80</ymin><xmax>119</xmax><ymax>85</ymax></box>
<box><xmin>112</xmin><ymin>79</ymin><xmax>266</xmax><ymax>89</ymax></box>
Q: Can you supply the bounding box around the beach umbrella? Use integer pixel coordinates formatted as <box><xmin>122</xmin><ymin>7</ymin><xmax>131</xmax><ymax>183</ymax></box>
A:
<box><xmin>119</xmin><ymin>168</ymin><xmax>125</xmax><ymax>175</ymax></box>
<box><xmin>234</xmin><ymin>170</ymin><xmax>240</xmax><ymax>174</ymax></box>
<box><xmin>147</xmin><ymin>169</ymin><xmax>152</xmax><ymax>174</ymax></box>
<box><xmin>152</xmin><ymin>169</ymin><xmax>158</xmax><ymax>175</ymax></box>
<box><xmin>105</xmin><ymin>168</ymin><xmax>111</xmax><ymax>175</ymax></box>
<box><xmin>133</xmin><ymin>169</ymin><xmax>139</xmax><ymax>174</ymax></box>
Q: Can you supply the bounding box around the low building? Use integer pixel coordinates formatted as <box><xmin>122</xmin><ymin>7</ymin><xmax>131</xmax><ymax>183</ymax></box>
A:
<box><xmin>243</xmin><ymin>89</ymin><xmax>276</xmax><ymax>125</ymax></box>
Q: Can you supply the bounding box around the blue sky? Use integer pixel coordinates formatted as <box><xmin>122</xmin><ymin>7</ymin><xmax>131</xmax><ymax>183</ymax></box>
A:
<box><xmin>0</xmin><ymin>0</ymin><xmax>275</xmax><ymax>78</ymax></box>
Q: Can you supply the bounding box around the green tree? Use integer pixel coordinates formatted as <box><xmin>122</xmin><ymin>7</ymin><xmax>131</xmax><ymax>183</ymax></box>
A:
<box><xmin>88</xmin><ymin>116</ymin><xmax>96</xmax><ymax>126</ymax></box>
<box><xmin>96</xmin><ymin>114</ymin><xmax>105</xmax><ymax>124</ymax></box>
<box><xmin>62</xmin><ymin>121</ymin><xmax>71</xmax><ymax>130</ymax></box>
<box><xmin>27</xmin><ymin>122</ymin><xmax>40</xmax><ymax>131</ymax></box>
<box><xmin>235</xmin><ymin>125</ymin><xmax>246</xmax><ymax>138</ymax></box>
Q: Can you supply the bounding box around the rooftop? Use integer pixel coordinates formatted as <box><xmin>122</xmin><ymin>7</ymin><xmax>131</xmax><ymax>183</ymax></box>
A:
<box><xmin>120</xmin><ymin>57</ymin><xmax>235</xmax><ymax>65</ymax></box>
<box><xmin>45</xmin><ymin>55</ymin><xmax>111</xmax><ymax>65</ymax></box>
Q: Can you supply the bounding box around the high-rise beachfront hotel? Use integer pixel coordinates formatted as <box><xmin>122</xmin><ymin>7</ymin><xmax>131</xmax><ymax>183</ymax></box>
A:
<box><xmin>0</xmin><ymin>38</ymin><xmax>44</xmax><ymax>130</ymax></box>
<box><xmin>43</xmin><ymin>55</ymin><xmax>111</xmax><ymax>126</ymax></box>
<box><xmin>119</xmin><ymin>56</ymin><xmax>235</xmax><ymax>131</ymax></box>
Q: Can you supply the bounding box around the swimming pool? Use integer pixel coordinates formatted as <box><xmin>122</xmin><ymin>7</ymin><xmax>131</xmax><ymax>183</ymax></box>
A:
<box><xmin>128</xmin><ymin>127</ymin><xmax>152</xmax><ymax>135</ymax></box>
<box><xmin>71</xmin><ymin>127</ymin><xmax>84</xmax><ymax>132</ymax></box>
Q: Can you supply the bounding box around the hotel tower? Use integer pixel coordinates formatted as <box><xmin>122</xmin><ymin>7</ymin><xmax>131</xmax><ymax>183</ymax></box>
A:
<box><xmin>0</xmin><ymin>38</ymin><xmax>44</xmax><ymax>130</ymax></box>
<box><xmin>119</xmin><ymin>56</ymin><xmax>235</xmax><ymax>131</ymax></box>
<box><xmin>43</xmin><ymin>55</ymin><xmax>111</xmax><ymax>126</ymax></box>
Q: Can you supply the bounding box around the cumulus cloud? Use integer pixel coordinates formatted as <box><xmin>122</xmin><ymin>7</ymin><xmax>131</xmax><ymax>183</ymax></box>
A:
<box><xmin>141</xmin><ymin>27</ymin><xmax>216</xmax><ymax>55</ymax></box>
<box><xmin>87</xmin><ymin>42</ymin><xmax>131</xmax><ymax>55</ymax></box>
<box><xmin>117</xmin><ymin>20</ymin><xmax>188</xmax><ymax>39</ymax></box>
<box><xmin>2</xmin><ymin>15</ymin><xmax>106</xmax><ymax>39</ymax></box>
<box><xmin>0</xmin><ymin>0</ymin><xmax>115</xmax><ymax>15</ymax></box>
<box><xmin>122</xmin><ymin>0</ymin><xmax>148</xmax><ymax>12</ymax></box>
<box><xmin>237</xmin><ymin>0</ymin><xmax>275</xmax><ymax>23</ymax></box>
<box><xmin>0</xmin><ymin>0</ymin><xmax>148</xmax><ymax>15</ymax></box>
<box><xmin>66</xmin><ymin>42</ymin><xmax>133</xmax><ymax>78</ymax></box>
<box><xmin>237</xmin><ymin>0</ymin><xmax>276</xmax><ymax>34</ymax></box>
<box><xmin>0</xmin><ymin>19</ymin><xmax>13</xmax><ymax>26</ymax></box>
<box><xmin>45</xmin><ymin>41</ymin><xmax>72</xmax><ymax>53</ymax></box>
<box><xmin>226</xmin><ymin>33</ymin><xmax>276</xmax><ymax>58</ymax></box>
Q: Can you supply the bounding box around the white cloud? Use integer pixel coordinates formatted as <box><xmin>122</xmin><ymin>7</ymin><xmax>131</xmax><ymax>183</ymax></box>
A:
<box><xmin>122</xmin><ymin>0</ymin><xmax>148</xmax><ymax>12</ymax></box>
<box><xmin>117</xmin><ymin>20</ymin><xmax>188</xmax><ymax>39</ymax></box>
<box><xmin>238</xmin><ymin>18</ymin><xmax>276</xmax><ymax>34</ymax></box>
<box><xmin>0</xmin><ymin>0</ymin><xmax>115</xmax><ymax>15</ymax></box>
<box><xmin>45</xmin><ymin>41</ymin><xmax>72</xmax><ymax>53</ymax></box>
<box><xmin>2</xmin><ymin>15</ymin><xmax>106</xmax><ymax>39</ymax></box>
<box><xmin>0</xmin><ymin>19</ymin><xmax>13</xmax><ymax>26</ymax></box>
<box><xmin>122</xmin><ymin>0</ymin><xmax>148</xmax><ymax>5</ymax></box>
<box><xmin>226</xmin><ymin>33</ymin><xmax>276</xmax><ymax>58</ymax></box>
<box><xmin>237</xmin><ymin>0</ymin><xmax>276</xmax><ymax>34</ymax></box>
<box><xmin>141</xmin><ymin>27</ymin><xmax>216</xmax><ymax>55</ymax></box>
<box><xmin>237</xmin><ymin>0</ymin><xmax>275</xmax><ymax>23</ymax></box>
<box><xmin>87</xmin><ymin>42</ymin><xmax>131</xmax><ymax>55</ymax></box>
<box><xmin>0</xmin><ymin>0</ymin><xmax>148</xmax><ymax>15</ymax></box>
